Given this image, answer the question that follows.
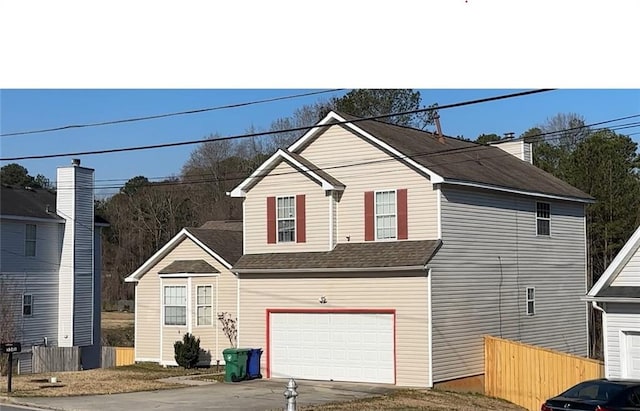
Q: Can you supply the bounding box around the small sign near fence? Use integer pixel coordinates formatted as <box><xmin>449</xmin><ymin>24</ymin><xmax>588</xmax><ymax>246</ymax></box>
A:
<box><xmin>1</xmin><ymin>342</ymin><xmax>22</xmax><ymax>394</ymax></box>
<box><xmin>1</xmin><ymin>342</ymin><xmax>21</xmax><ymax>353</ymax></box>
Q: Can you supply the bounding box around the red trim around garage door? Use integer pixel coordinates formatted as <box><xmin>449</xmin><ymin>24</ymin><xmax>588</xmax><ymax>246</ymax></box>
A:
<box><xmin>265</xmin><ymin>308</ymin><xmax>397</xmax><ymax>384</ymax></box>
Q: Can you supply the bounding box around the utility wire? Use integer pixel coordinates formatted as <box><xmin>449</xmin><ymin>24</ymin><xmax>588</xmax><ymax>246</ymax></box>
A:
<box><xmin>37</xmin><ymin>115</ymin><xmax>640</xmax><ymax>190</ymax></box>
<box><xmin>0</xmin><ymin>89</ymin><xmax>554</xmax><ymax>161</ymax></box>
<box><xmin>51</xmin><ymin>118</ymin><xmax>637</xmax><ymax>193</ymax></box>
<box><xmin>0</xmin><ymin>89</ymin><xmax>344</xmax><ymax>137</ymax></box>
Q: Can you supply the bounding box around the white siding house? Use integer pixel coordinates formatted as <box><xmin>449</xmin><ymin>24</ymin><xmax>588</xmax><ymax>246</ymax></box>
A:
<box><xmin>0</xmin><ymin>159</ymin><xmax>107</xmax><ymax>373</ymax></box>
<box><xmin>585</xmin><ymin>224</ymin><xmax>640</xmax><ymax>379</ymax></box>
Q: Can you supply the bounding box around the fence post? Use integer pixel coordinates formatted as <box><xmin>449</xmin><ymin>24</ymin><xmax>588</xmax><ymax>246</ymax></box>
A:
<box><xmin>283</xmin><ymin>378</ymin><xmax>298</xmax><ymax>411</ymax></box>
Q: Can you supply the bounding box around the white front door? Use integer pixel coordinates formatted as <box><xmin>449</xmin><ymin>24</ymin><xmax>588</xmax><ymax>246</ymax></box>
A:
<box><xmin>269</xmin><ymin>312</ymin><xmax>395</xmax><ymax>384</ymax></box>
<box><xmin>623</xmin><ymin>331</ymin><xmax>640</xmax><ymax>379</ymax></box>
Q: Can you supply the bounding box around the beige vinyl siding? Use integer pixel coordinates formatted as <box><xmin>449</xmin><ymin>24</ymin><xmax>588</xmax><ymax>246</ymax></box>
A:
<box><xmin>244</xmin><ymin>160</ymin><xmax>330</xmax><ymax>254</ymax></box>
<box><xmin>490</xmin><ymin>140</ymin><xmax>531</xmax><ymax>163</ymax></box>
<box><xmin>611</xmin><ymin>246</ymin><xmax>640</xmax><ymax>286</ymax></box>
<box><xmin>298</xmin><ymin>124</ymin><xmax>438</xmax><ymax>243</ymax></box>
<box><xmin>603</xmin><ymin>303</ymin><xmax>640</xmax><ymax>378</ymax></box>
<box><xmin>161</xmin><ymin>277</ymin><xmax>188</xmax><ymax>365</ymax></box>
<box><xmin>429</xmin><ymin>186</ymin><xmax>588</xmax><ymax>383</ymax></box>
<box><xmin>134</xmin><ymin>236</ymin><xmax>237</xmax><ymax>364</ymax></box>
<box><xmin>191</xmin><ymin>277</ymin><xmax>218</xmax><ymax>365</ymax></box>
<box><xmin>239</xmin><ymin>272</ymin><xmax>431</xmax><ymax>387</ymax></box>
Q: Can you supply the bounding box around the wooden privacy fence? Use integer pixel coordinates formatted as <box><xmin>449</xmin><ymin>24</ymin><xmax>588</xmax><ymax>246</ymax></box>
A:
<box><xmin>101</xmin><ymin>347</ymin><xmax>135</xmax><ymax>368</ymax></box>
<box><xmin>32</xmin><ymin>346</ymin><xmax>80</xmax><ymax>373</ymax></box>
<box><xmin>485</xmin><ymin>335</ymin><xmax>604</xmax><ymax>411</ymax></box>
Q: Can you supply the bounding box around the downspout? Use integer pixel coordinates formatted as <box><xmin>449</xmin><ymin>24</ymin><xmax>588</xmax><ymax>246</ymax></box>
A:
<box><xmin>591</xmin><ymin>301</ymin><xmax>607</xmax><ymax>378</ymax></box>
<box><xmin>427</xmin><ymin>268</ymin><xmax>433</xmax><ymax>387</ymax></box>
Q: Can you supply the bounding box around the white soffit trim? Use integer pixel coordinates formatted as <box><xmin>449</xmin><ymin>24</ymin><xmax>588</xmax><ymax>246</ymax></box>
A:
<box><xmin>228</xmin><ymin>149</ymin><xmax>340</xmax><ymax>197</ymax></box>
<box><xmin>234</xmin><ymin>265</ymin><xmax>428</xmax><ymax>274</ymax></box>
<box><xmin>288</xmin><ymin>111</ymin><xmax>445</xmax><ymax>184</ymax></box>
<box><xmin>125</xmin><ymin>228</ymin><xmax>233</xmax><ymax>282</ymax></box>
<box><xmin>158</xmin><ymin>273</ymin><xmax>219</xmax><ymax>278</ymax></box>
<box><xmin>588</xmin><ymin>224</ymin><xmax>640</xmax><ymax>297</ymax></box>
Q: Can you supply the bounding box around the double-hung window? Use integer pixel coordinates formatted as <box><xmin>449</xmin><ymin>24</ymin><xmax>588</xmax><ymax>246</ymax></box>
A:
<box><xmin>277</xmin><ymin>196</ymin><xmax>295</xmax><ymax>242</ymax></box>
<box><xmin>196</xmin><ymin>285</ymin><xmax>213</xmax><ymax>326</ymax></box>
<box><xmin>23</xmin><ymin>294</ymin><xmax>33</xmax><ymax>316</ymax></box>
<box><xmin>375</xmin><ymin>190</ymin><xmax>397</xmax><ymax>240</ymax></box>
<box><xmin>25</xmin><ymin>224</ymin><xmax>36</xmax><ymax>257</ymax></box>
<box><xmin>526</xmin><ymin>287</ymin><xmax>535</xmax><ymax>315</ymax></box>
<box><xmin>536</xmin><ymin>202</ymin><xmax>550</xmax><ymax>236</ymax></box>
<box><xmin>164</xmin><ymin>286</ymin><xmax>186</xmax><ymax>326</ymax></box>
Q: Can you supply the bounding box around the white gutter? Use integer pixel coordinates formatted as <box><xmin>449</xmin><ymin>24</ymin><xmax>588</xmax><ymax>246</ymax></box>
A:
<box><xmin>233</xmin><ymin>265</ymin><xmax>428</xmax><ymax>274</ymax></box>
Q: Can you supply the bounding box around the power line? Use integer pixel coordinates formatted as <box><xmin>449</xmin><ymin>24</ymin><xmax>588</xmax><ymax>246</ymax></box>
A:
<box><xmin>23</xmin><ymin>114</ymin><xmax>640</xmax><ymax>191</ymax></box>
<box><xmin>58</xmin><ymin>117</ymin><xmax>640</xmax><ymax>193</ymax></box>
<box><xmin>0</xmin><ymin>89</ymin><xmax>555</xmax><ymax>162</ymax></box>
<box><xmin>88</xmin><ymin>117</ymin><xmax>640</xmax><ymax>185</ymax></box>
<box><xmin>0</xmin><ymin>89</ymin><xmax>344</xmax><ymax>137</ymax></box>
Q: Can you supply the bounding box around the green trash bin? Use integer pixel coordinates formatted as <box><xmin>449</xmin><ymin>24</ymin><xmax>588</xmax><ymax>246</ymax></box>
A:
<box><xmin>223</xmin><ymin>348</ymin><xmax>250</xmax><ymax>382</ymax></box>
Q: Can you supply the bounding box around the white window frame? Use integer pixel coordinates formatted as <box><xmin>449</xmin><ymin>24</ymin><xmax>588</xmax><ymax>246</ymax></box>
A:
<box><xmin>196</xmin><ymin>285</ymin><xmax>213</xmax><ymax>326</ymax></box>
<box><xmin>277</xmin><ymin>195</ymin><xmax>296</xmax><ymax>243</ymax></box>
<box><xmin>163</xmin><ymin>285</ymin><xmax>187</xmax><ymax>326</ymax></box>
<box><xmin>23</xmin><ymin>294</ymin><xmax>33</xmax><ymax>317</ymax></box>
<box><xmin>536</xmin><ymin>202</ymin><xmax>551</xmax><ymax>236</ymax></box>
<box><xmin>526</xmin><ymin>287</ymin><xmax>535</xmax><ymax>316</ymax></box>
<box><xmin>375</xmin><ymin>189</ymin><xmax>397</xmax><ymax>240</ymax></box>
<box><xmin>25</xmin><ymin>224</ymin><xmax>36</xmax><ymax>257</ymax></box>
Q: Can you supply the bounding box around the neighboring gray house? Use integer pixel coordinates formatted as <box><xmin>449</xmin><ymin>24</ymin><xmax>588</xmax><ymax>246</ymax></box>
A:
<box><xmin>585</xmin><ymin>224</ymin><xmax>640</xmax><ymax>379</ymax></box>
<box><xmin>0</xmin><ymin>160</ymin><xmax>107</xmax><ymax>373</ymax></box>
<box><xmin>227</xmin><ymin>111</ymin><xmax>594</xmax><ymax>387</ymax></box>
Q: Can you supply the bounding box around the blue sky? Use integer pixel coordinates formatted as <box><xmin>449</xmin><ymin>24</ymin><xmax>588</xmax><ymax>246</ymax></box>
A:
<box><xmin>1</xmin><ymin>89</ymin><xmax>639</xmax><ymax>197</ymax></box>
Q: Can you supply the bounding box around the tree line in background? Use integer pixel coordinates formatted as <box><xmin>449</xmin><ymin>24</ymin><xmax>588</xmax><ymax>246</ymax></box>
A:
<box><xmin>2</xmin><ymin>90</ymin><xmax>638</xmax><ymax>358</ymax></box>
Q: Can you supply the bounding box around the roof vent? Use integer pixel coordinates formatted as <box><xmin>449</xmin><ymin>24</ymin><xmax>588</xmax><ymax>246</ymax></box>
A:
<box><xmin>72</xmin><ymin>158</ymin><xmax>81</xmax><ymax>166</ymax></box>
<box><xmin>503</xmin><ymin>132</ymin><xmax>515</xmax><ymax>140</ymax></box>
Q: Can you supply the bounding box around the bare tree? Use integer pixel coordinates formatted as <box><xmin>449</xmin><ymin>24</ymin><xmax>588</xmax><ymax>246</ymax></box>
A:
<box><xmin>0</xmin><ymin>275</ymin><xmax>19</xmax><ymax>375</ymax></box>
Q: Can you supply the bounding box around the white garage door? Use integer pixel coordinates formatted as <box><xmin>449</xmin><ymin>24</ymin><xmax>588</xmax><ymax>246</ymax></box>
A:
<box><xmin>270</xmin><ymin>312</ymin><xmax>394</xmax><ymax>384</ymax></box>
<box><xmin>623</xmin><ymin>331</ymin><xmax>640</xmax><ymax>379</ymax></box>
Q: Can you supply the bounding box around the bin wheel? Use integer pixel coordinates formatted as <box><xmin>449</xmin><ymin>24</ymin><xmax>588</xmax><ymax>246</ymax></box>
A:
<box><xmin>257</xmin><ymin>373</ymin><xmax>262</xmax><ymax>379</ymax></box>
<box><xmin>231</xmin><ymin>373</ymin><xmax>239</xmax><ymax>382</ymax></box>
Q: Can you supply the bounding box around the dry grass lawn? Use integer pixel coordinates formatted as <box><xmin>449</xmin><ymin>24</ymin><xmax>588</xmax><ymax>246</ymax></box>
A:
<box><xmin>0</xmin><ymin>363</ymin><xmax>212</xmax><ymax>397</ymax></box>
<box><xmin>102</xmin><ymin>311</ymin><xmax>134</xmax><ymax>330</ymax></box>
<box><xmin>300</xmin><ymin>389</ymin><xmax>526</xmax><ymax>411</ymax></box>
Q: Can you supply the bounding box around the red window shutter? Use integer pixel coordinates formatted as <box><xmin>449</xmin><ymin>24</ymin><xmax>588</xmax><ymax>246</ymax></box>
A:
<box><xmin>397</xmin><ymin>188</ymin><xmax>408</xmax><ymax>240</ymax></box>
<box><xmin>296</xmin><ymin>194</ymin><xmax>306</xmax><ymax>243</ymax></box>
<box><xmin>266</xmin><ymin>196</ymin><xmax>276</xmax><ymax>244</ymax></box>
<box><xmin>364</xmin><ymin>191</ymin><xmax>374</xmax><ymax>241</ymax></box>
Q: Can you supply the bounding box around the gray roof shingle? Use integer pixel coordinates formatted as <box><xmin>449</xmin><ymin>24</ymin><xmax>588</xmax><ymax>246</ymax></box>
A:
<box><xmin>331</xmin><ymin>113</ymin><xmax>593</xmax><ymax>201</ymax></box>
<box><xmin>233</xmin><ymin>240</ymin><xmax>441</xmax><ymax>272</ymax></box>
<box><xmin>286</xmin><ymin>151</ymin><xmax>345</xmax><ymax>188</ymax></box>
<box><xmin>0</xmin><ymin>185</ymin><xmax>109</xmax><ymax>224</ymax></box>
<box><xmin>186</xmin><ymin>222</ymin><xmax>243</xmax><ymax>265</ymax></box>
<box><xmin>158</xmin><ymin>259</ymin><xmax>219</xmax><ymax>274</ymax></box>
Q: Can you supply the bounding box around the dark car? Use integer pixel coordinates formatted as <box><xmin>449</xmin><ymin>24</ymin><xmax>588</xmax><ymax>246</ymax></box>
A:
<box><xmin>541</xmin><ymin>379</ymin><xmax>640</xmax><ymax>411</ymax></box>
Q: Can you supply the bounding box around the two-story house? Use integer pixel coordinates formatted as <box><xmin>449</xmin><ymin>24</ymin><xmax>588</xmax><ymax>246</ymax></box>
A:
<box><xmin>227</xmin><ymin>111</ymin><xmax>593</xmax><ymax>388</ymax></box>
<box><xmin>0</xmin><ymin>159</ymin><xmax>107</xmax><ymax>373</ymax></box>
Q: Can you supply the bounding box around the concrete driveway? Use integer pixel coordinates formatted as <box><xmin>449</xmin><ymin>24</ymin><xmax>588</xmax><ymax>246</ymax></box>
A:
<box><xmin>6</xmin><ymin>379</ymin><xmax>397</xmax><ymax>411</ymax></box>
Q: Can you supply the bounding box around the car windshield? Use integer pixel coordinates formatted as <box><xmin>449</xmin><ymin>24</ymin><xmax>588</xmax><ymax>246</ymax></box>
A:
<box><xmin>563</xmin><ymin>381</ymin><xmax>625</xmax><ymax>402</ymax></box>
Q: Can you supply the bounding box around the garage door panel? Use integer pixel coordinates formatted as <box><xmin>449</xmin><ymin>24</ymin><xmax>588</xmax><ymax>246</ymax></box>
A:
<box><xmin>270</xmin><ymin>312</ymin><xmax>394</xmax><ymax>384</ymax></box>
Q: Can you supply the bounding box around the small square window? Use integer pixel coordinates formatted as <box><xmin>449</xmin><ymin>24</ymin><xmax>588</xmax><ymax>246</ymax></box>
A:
<box><xmin>526</xmin><ymin>287</ymin><xmax>535</xmax><ymax>316</ymax></box>
<box><xmin>536</xmin><ymin>202</ymin><xmax>550</xmax><ymax>236</ymax></box>
<box><xmin>23</xmin><ymin>294</ymin><xmax>33</xmax><ymax>316</ymax></box>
